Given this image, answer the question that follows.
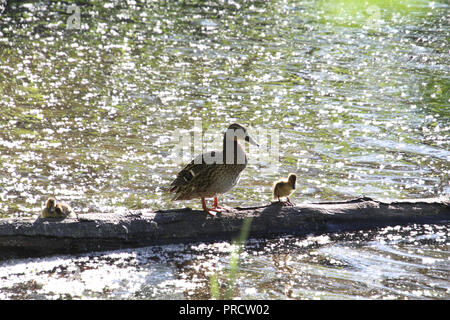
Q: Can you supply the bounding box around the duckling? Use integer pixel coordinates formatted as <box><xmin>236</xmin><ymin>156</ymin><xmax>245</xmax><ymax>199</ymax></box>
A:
<box><xmin>55</xmin><ymin>201</ymin><xmax>77</xmax><ymax>218</ymax></box>
<box><xmin>40</xmin><ymin>197</ymin><xmax>57</xmax><ymax>218</ymax></box>
<box><xmin>40</xmin><ymin>197</ymin><xmax>77</xmax><ymax>218</ymax></box>
<box><xmin>272</xmin><ymin>173</ymin><xmax>297</xmax><ymax>205</ymax></box>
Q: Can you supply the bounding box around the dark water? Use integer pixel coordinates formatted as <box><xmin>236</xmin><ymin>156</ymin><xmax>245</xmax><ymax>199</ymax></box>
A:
<box><xmin>0</xmin><ymin>0</ymin><xmax>449</xmax><ymax>299</ymax></box>
<box><xmin>0</xmin><ymin>223</ymin><xmax>448</xmax><ymax>299</ymax></box>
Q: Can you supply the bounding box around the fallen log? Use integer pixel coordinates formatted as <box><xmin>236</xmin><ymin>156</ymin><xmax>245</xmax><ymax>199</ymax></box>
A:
<box><xmin>0</xmin><ymin>196</ymin><xmax>448</xmax><ymax>260</ymax></box>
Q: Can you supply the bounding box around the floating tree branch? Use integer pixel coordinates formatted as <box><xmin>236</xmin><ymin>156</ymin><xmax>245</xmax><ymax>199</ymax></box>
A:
<box><xmin>0</xmin><ymin>197</ymin><xmax>448</xmax><ymax>260</ymax></box>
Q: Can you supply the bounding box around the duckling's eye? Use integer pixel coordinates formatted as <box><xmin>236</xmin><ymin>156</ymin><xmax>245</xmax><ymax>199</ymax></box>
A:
<box><xmin>245</xmin><ymin>136</ymin><xmax>250</xmax><ymax>142</ymax></box>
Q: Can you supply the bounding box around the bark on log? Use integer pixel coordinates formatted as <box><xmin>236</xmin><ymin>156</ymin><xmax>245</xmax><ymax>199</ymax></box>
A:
<box><xmin>0</xmin><ymin>197</ymin><xmax>448</xmax><ymax>260</ymax></box>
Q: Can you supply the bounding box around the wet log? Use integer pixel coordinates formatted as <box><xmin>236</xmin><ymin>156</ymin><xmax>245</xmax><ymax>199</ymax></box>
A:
<box><xmin>0</xmin><ymin>196</ymin><xmax>448</xmax><ymax>260</ymax></box>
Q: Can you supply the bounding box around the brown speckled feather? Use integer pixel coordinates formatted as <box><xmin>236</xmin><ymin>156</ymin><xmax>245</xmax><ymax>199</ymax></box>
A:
<box><xmin>170</xmin><ymin>156</ymin><xmax>246</xmax><ymax>200</ymax></box>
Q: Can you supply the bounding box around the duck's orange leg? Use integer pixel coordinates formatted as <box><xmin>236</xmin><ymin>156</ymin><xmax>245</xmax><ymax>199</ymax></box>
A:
<box><xmin>213</xmin><ymin>196</ymin><xmax>232</xmax><ymax>211</ymax></box>
<box><xmin>286</xmin><ymin>197</ymin><xmax>296</xmax><ymax>206</ymax></box>
<box><xmin>201</xmin><ymin>197</ymin><xmax>220</xmax><ymax>216</ymax></box>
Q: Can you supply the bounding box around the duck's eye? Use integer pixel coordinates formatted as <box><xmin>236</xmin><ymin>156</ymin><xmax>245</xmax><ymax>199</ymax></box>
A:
<box><xmin>245</xmin><ymin>135</ymin><xmax>250</xmax><ymax>142</ymax></box>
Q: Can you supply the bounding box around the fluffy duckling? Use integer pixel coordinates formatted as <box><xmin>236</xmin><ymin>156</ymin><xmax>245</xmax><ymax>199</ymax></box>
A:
<box><xmin>55</xmin><ymin>201</ymin><xmax>77</xmax><ymax>218</ymax></box>
<box><xmin>40</xmin><ymin>197</ymin><xmax>77</xmax><ymax>218</ymax></box>
<box><xmin>272</xmin><ymin>173</ymin><xmax>297</xmax><ymax>205</ymax></box>
<box><xmin>40</xmin><ymin>197</ymin><xmax>57</xmax><ymax>218</ymax></box>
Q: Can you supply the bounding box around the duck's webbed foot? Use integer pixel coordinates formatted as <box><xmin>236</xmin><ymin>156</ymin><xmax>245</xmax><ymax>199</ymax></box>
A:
<box><xmin>285</xmin><ymin>197</ymin><xmax>296</xmax><ymax>206</ymax></box>
<box><xmin>201</xmin><ymin>197</ymin><xmax>223</xmax><ymax>216</ymax></box>
<box><xmin>213</xmin><ymin>197</ymin><xmax>234</xmax><ymax>212</ymax></box>
<box><xmin>276</xmin><ymin>197</ymin><xmax>295</xmax><ymax>206</ymax></box>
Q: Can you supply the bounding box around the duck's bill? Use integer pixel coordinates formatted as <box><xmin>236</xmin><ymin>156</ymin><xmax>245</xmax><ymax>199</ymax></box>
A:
<box><xmin>246</xmin><ymin>135</ymin><xmax>259</xmax><ymax>147</ymax></box>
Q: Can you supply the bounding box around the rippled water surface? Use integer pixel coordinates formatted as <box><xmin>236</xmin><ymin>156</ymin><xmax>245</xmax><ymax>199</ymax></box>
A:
<box><xmin>0</xmin><ymin>224</ymin><xmax>448</xmax><ymax>299</ymax></box>
<box><xmin>0</xmin><ymin>0</ymin><xmax>449</xmax><ymax>299</ymax></box>
<box><xmin>0</xmin><ymin>0</ymin><xmax>448</xmax><ymax>216</ymax></box>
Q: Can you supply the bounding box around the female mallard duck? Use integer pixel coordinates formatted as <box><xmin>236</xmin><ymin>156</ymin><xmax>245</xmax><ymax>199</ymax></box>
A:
<box><xmin>40</xmin><ymin>197</ymin><xmax>77</xmax><ymax>218</ymax></box>
<box><xmin>169</xmin><ymin>123</ymin><xmax>259</xmax><ymax>215</ymax></box>
<box><xmin>272</xmin><ymin>173</ymin><xmax>297</xmax><ymax>205</ymax></box>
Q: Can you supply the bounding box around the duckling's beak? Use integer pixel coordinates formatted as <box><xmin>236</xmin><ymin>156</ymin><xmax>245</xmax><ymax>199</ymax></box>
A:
<box><xmin>246</xmin><ymin>134</ymin><xmax>259</xmax><ymax>147</ymax></box>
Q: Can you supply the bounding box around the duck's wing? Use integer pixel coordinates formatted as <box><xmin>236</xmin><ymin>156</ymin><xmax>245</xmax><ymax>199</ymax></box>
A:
<box><xmin>169</xmin><ymin>151</ymin><xmax>221</xmax><ymax>192</ymax></box>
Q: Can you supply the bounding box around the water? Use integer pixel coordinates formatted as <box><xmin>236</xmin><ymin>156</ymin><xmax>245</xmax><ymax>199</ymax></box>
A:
<box><xmin>0</xmin><ymin>223</ymin><xmax>448</xmax><ymax>299</ymax></box>
<box><xmin>0</xmin><ymin>0</ymin><xmax>449</xmax><ymax>299</ymax></box>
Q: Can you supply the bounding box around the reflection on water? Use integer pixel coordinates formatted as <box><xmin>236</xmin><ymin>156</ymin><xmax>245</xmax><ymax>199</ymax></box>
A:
<box><xmin>0</xmin><ymin>223</ymin><xmax>448</xmax><ymax>300</ymax></box>
<box><xmin>0</xmin><ymin>0</ymin><xmax>448</xmax><ymax>300</ymax></box>
<box><xmin>0</xmin><ymin>0</ymin><xmax>448</xmax><ymax>217</ymax></box>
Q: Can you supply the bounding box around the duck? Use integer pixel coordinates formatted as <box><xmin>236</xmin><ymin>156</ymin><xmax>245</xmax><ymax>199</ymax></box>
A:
<box><xmin>55</xmin><ymin>201</ymin><xmax>77</xmax><ymax>218</ymax></box>
<box><xmin>169</xmin><ymin>123</ymin><xmax>259</xmax><ymax>215</ymax></box>
<box><xmin>40</xmin><ymin>197</ymin><xmax>57</xmax><ymax>218</ymax></box>
<box><xmin>272</xmin><ymin>173</ymin><xmax>297</xmax><ymax>205</ymax></box>
<box><xmin>40</xmin><ymin>197</ymin><xmax>77</xmax><ymax>218</ymax></box>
